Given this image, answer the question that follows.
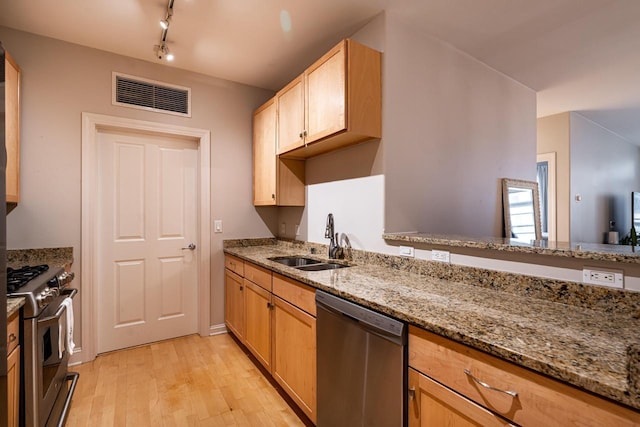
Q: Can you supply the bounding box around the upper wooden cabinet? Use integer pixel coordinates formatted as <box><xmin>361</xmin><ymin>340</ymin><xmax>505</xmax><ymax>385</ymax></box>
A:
<box><xmin>276</xmin><ymin>76</ymin><xmax>305</xmax><ymax>154</ymax></box>
<box><xmin>252</xmin><ymin>97</ymin><xmax>305</xmax><ymax>206</ymax></box>
<box><xmin>5</xmin><ymin>50</ymin><xmax>21</xmax><ymax>205</ymax></box>
<box><xmin>277</xmin><ymin>39</ymin><xmax>381</xmax><ymax>159</ymax></box>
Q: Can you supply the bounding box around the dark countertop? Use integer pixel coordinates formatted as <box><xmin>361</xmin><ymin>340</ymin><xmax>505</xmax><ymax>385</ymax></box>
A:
<box><xmin>224</xmin><ymin>241</ymin><xmax>640</xmax><ymax>411</ymax></box>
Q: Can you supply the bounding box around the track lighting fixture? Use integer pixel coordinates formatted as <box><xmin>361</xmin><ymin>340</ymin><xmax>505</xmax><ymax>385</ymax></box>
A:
<box><xmin>155</xmin><ymin>0</ymin><xmax>176</xmax><ymax>62</ymax></box>
<box><xmin>160</xmin><ymin>15</ymin><xmax>171</xmax><ymax>30</ymax></box>
<box><xmin>155</xmin><ymin>43</ymin><xmax>174</xmax><ymax>62</ymax></box>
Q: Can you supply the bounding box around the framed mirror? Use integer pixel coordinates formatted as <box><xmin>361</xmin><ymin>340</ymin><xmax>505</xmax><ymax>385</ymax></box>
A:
<box><xmin>502</xmin><ymin>178</ymin><xmax>542</xmax><ymax>243</ymax></box>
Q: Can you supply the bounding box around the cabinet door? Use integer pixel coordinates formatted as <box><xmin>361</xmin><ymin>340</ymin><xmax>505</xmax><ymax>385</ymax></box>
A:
<box><xmin>244</xmin><ymin>280</ymin><xmax>272</xmax><ymax>371</ymax></box>
<box><xmin>224</xmin><ymin>269</ymin><xmax>244</xmax><ymax>341</ymax></box>
<box><xmin>7</xmin><ymin>345</ymin><xmax>20</xmax><ymax>427</ymax></box>
<box><xmin>277</xmin><ymin>75</ymin><xmax>305</xmax><ymax>154</ymax></box>
<box><xmin>272</xmin><ymin>296</ymin><xmax>316</xmax><ymax>423</ymax></box>
<box><xmin>305</xmin><ymin>41</ymin><xmax>346</xmax><ymax>144</ymax></box>
<box><xmin>408</xmin><ymin>368</ymin><xmax>513</xmax><ymax>427</ymax></box>
<box><xmin>5</xmin><ymin>51</ymin><xmax>21</xmax><ymax>204</ymax></box>
<box><xmin>253</xmin><ymin>98</ymin><xmax>277</xmax><ymax>206</ymax></box>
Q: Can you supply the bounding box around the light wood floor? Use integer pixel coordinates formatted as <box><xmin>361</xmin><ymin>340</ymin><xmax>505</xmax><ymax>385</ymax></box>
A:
<box><xmin>66</xmin><ymin>333</ymin><xmax>306</xmax><ymax>427</ymax></box>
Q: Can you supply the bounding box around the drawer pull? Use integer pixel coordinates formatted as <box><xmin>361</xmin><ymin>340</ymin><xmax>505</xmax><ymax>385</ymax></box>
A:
<box><xmin>8</xmin><ymin>333</ymin><xmax>17</xmax><ymax>343</ymax></box>
<box><xmin>408</xmin><ymin>386</ymin><xmax>416</xmax><ymax>400</ymax></box>
<box><xmin>464</xmin><ymin>369</ymin><xmax>518</xmax><ymax>398</ymax></box>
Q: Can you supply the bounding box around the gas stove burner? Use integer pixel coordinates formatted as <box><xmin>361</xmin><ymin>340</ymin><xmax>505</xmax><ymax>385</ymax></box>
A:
<box><xmin>7</xmin><ymin>264</ymin><xmax>50</xmax><ymax>293</ymax></box>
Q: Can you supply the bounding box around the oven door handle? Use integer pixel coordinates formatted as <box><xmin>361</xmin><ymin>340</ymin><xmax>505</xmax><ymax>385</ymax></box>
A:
<box><xmin>37</xmin><ymin>288</ymin><xmax>78</xmax><ymax>325</ymax></box>
<box><xmin>61</xmin><ymin>288</ymin><xmax>78</xmax><ymax>299</ymax></box>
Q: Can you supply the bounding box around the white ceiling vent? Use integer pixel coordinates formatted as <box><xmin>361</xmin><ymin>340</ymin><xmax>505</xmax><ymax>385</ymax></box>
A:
<box><xmin>112</xmin><ymin>72</ymin><xmax>191</xmax><ymax>117</ymax></box>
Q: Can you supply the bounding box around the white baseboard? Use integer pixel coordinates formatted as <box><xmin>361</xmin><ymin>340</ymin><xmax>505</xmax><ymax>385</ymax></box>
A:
<box><xmin>68</xmin><ymin>348</ymin><xmax>83</xmax><ymax>366</ymax></box>
<box><xmin>209</xmin><ymin>323</ymin><xmax>227</xmax><ymax>336</ymax></box>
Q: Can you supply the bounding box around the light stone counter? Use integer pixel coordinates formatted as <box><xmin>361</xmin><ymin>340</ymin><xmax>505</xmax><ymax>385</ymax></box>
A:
<box><xmin>383</xmin><ymin>232</ymin><xmax>640</xmax><ymax>264</ymax></box>
<box><xmin>224</xmin><ymin>239</ymin><xmax>640</xmax><ymax>411</ymax></box>
<box><xmin>7</xmin><ymin>297</ymin><xmax>24</xmax><ymax>318</ymax></box>
<box><xmin>7</xmin><ymin>247</ymin><xmax>73</xmax><ymax>270</ymax></box>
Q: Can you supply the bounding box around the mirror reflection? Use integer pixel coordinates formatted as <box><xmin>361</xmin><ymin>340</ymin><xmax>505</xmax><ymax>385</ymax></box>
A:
<box><xmin>503</xmin><ymin>178</ymin><xmax>542</xmax><ymax>243</ymax></box>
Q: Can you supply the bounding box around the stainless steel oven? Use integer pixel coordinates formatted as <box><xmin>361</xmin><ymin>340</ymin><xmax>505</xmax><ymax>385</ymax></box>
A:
<box><xmin>8</xmin><ymin>265</ymin><xmax>79</xmax><ymax>427</ymax></box>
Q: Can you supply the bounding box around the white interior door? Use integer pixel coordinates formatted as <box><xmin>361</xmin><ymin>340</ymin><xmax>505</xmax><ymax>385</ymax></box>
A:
<box><xmin>97</xmin><ymin>130</ymin><xmax>198</xmax><ymax>354</ymax></box>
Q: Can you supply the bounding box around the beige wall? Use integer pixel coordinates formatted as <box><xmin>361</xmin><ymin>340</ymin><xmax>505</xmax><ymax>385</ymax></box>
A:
<box><xmin>570</xmin><ymin>112</ymin><xmax>640</xmax><ymax>243</ymax></box>
<box><xmin>537</xmin><ymin>112</ymin><xmax>571</xmax><ymax>241</ymax></box>
<box><xmin>537</xmin><ymin>111</ymin><xmax>640</xmax><ymax>243</ymax></box>
<box><xmin>383</xmin><ymin>11</ymin><xmax>537</xmax><ymax>237</ymax></box>
<box><xmin>0</xmin><ymin>26</ymin><xmax>276</xmax><ymax>342</ymax></box>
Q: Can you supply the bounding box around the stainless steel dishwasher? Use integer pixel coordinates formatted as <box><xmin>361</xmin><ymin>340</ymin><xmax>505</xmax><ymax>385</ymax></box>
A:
<box><xmin>316</xmin><ymin>290</ymin><xmax>407</xmax><ymax>427</ymax></box>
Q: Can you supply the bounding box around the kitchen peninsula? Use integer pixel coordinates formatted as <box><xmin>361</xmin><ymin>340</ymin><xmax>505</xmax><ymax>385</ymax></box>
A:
<box><xmin>224</xmin><ymin>238</ymin><xmax>640</xmax><ymax>425</ymax></box>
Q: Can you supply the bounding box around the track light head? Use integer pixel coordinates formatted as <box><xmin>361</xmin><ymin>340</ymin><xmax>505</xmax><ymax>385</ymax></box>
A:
<box><xmin>155</xmin><ymin>43</ymin><xmax>174</xmax><ymax>61</ymax></box>
<box><xmin>160</xmin><ymin>6</ymin><xmax>173</xmax><ymax>29</ymax></box>
<box><xmin>160</xmin><ymin>16</ymin><xmax>171</xmax><ymax>29</ymax></box>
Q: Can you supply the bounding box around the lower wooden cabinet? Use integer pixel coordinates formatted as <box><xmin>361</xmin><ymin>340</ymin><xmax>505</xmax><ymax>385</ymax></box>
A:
<box><xmin>7</xmin><ymin>311</ymin><xmax>20</xmax><ymax>427</ymax></box>
<box><xmin>408</xmin><ymin>326</ymin><xmax>640</xmax><ymax>427</ymax></box>
<box><xmin>272</xmin><ymin>295</ymin><xmax>317</xmax><ymax>423</ymax></box>
<box><xmin>224</xmin><ymin>269</ymin><xmax>245</xmax><ymax>341</ymax></box>
<box><xmin>244</xmin><ymin>280</ymin><xmax>272</xmax><ymax>371</ymax></box>
<box><xmin>224</xmin><ymin>256</ymin><xmax>317</xmax><ymax>424</ymax></box>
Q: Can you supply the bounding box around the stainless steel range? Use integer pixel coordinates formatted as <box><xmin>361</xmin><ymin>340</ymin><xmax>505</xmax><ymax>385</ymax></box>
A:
<box><xmin>7</xmin><ymin>265</ymin><xmax>79</xmax><ymax>427</ymax></box>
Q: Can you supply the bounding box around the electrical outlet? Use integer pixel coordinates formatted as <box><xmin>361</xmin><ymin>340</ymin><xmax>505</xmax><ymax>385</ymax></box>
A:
<box><xmin>583</xmin><ymin>268</ymin><xmax>623</xmax><ymax>288</ymax></box>
<box><xmin>214</xmin><ymin>220</ymin><xmax>223</xmax><ymax>233</ymax></box>
<box><xmin>432</xmin><ymin>250</ymin><xmax>450</xmax><ymax>263</ymax></box>
<box><xmin>399</xmin><ymin>246</ymin><xmax>414</xmax><ymax>257</ymax></box>
<box><xmin>280</xmin><ymin>223</ymin><xmax>286</xmax><ymax>235</ymax></box>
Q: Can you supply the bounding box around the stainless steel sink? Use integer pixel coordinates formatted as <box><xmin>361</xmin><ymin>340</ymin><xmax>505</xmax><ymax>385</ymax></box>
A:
<box><xmin>296</xmin><ymin>263</ymin><xmax>350</xmax><ymax>271</ymax></box>
<box><xmin>268</xmin><ymin>256</ymin><xmax>322</xmax><ymax>267</ymax></box>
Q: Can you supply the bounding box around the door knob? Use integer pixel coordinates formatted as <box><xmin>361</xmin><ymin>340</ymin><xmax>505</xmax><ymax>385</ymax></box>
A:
<box><xmin>181</xmin><ymin>243</ymin><xmax>196</xmax><ymax>250</ymax></box>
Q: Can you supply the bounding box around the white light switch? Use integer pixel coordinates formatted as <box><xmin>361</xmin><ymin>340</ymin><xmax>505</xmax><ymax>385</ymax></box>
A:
<box><xmin>214</xmin><ymin>220</ymin><xmax>223</xmax><ymax>233</ymax></box>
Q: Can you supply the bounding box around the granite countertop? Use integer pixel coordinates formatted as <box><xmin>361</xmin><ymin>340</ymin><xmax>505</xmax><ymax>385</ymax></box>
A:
<box><xmin>383</xmin><ymin>232</ymin><xmax>640</xmax><ymax>264</ymax></box>
<box><xmin>7</xmin><ymin>297</ymin><xmax>24</xmax><ymax>318</ymax></box>
<box><xmin>7</xmin><ymin>247</ymin><xmax>74</xmax><ymax>270</ymax></box>
<box><xmin>224</xmin><ymin>242</ymin><xmax>640</xmax><ymax>411</ymax></box>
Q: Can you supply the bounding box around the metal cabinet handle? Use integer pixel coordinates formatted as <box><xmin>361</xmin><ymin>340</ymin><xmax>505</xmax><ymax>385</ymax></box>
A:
<box><xmin>464</xmin><ymin>369</ymin><xmax>518</xmax><ymax>398</ymax></box>
<box><xmin>239</xmin><ymin>285</ymin><xmax>243</xmax><ymax>291</ymax></box>
<box><xmin>408</xmin><ymin>386</ymin><xmax>416</xmax><ymax>400</ymax></box>
<box><xmin>182</xmin><ymin>243</ymin><xmax>196</xmax><ymax>250</ymax></box>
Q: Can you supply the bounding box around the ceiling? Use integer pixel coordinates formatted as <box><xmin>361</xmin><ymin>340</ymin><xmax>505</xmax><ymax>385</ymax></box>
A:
<box><xmin>1</xmin><ymin>0</ymin><xmax>639</xmax><ymax>144</ymax></box>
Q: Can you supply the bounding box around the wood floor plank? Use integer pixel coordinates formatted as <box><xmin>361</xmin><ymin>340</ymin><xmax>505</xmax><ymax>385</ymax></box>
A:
<box><xmin>66</xmin><ymin>334</ymin><xmax>305</xmax><ymax>427</ymax></box>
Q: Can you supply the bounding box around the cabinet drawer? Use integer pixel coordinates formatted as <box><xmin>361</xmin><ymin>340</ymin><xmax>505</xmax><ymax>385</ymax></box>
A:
<box><xmin>7</xmin><ymin>311</ymin><xmax>19</xmax><ymax>354</ymax></box>
<box><xmin>224</xmin><ymin>255</ymin><xmax>244</xmax><ymax>277</ymax></box>
<box><xmin>272</xmin><ymin>273</ymin><xmax>316</xmax><ymax>317</ymax></box>
<box><xmin>409</xmin><ymin>326</ymin><xmax>640</xmax><ymax>427</ymax></box>
<box><xmin>244</xmin><ymin>262</ymin><xmax>272</xmax><ymax>291</ymax></box>
<box><xmin>408</xmin><ymin>367</ymin><xmax>514</xmax><ymax>427</ymax></box>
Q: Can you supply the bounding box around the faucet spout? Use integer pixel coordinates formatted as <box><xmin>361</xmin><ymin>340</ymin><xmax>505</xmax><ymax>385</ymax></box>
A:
<box><xmin>325</xmin><ymin>213</ymin><xmax>342</xmax><ymax>259</ymax></box>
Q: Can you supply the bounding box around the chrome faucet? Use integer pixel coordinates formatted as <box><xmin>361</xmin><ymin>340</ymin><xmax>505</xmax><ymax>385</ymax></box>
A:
<box><xmin>325</xmin><ymin>213</ymin><xmax>343</xmax><ymax>259</ymax></box>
